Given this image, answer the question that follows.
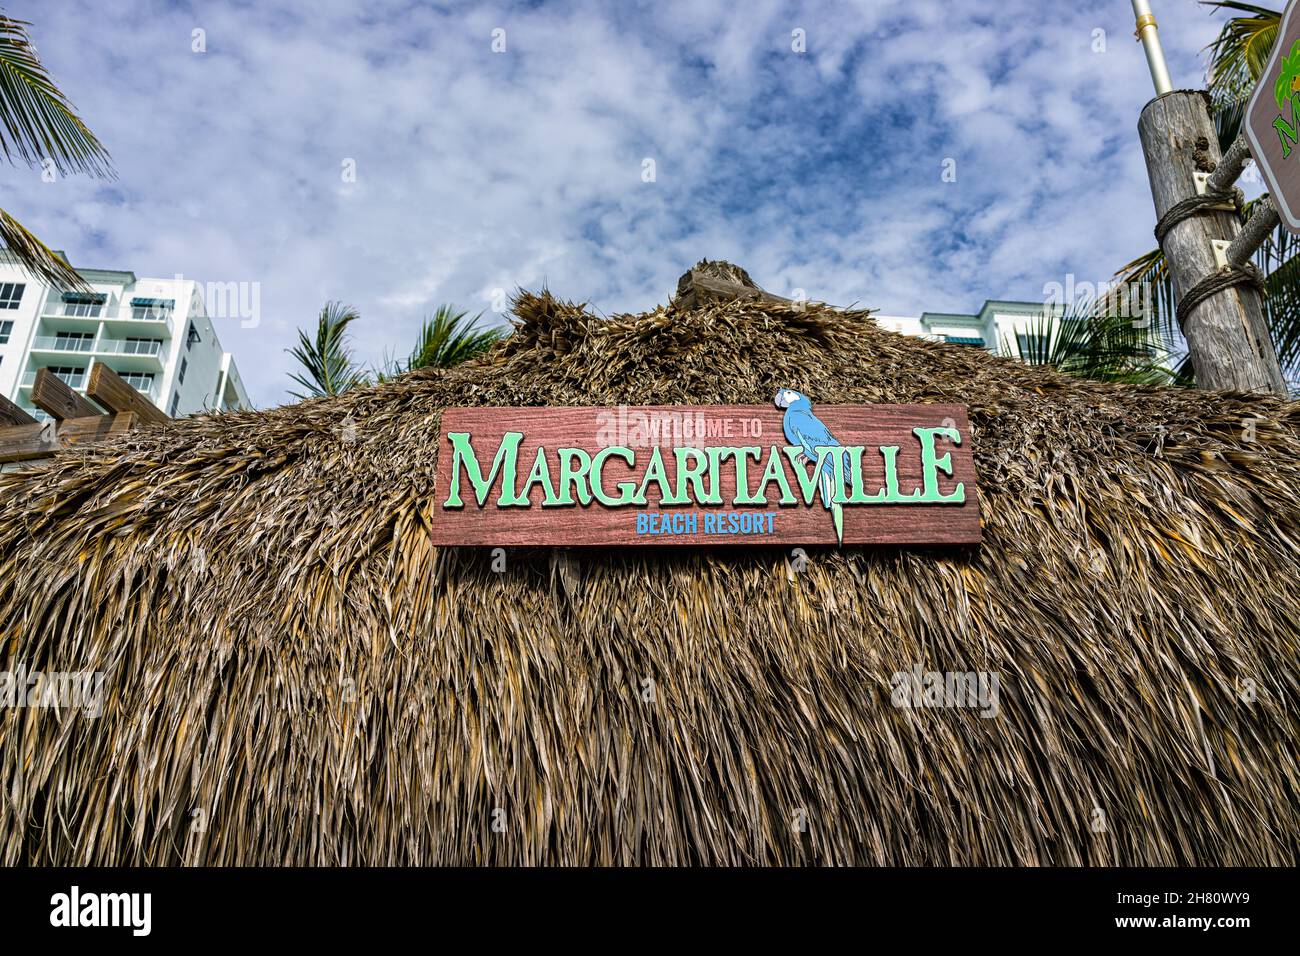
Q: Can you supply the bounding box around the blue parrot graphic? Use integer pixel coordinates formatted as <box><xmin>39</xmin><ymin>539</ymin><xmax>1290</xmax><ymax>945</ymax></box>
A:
<box><xmin>774</xmin><ymin>389</ymin><xmax>849</xmax><ymax>545</ymax></box>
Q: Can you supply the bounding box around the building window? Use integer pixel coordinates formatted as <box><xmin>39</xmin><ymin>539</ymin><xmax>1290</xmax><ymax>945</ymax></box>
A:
<box><xmin>0</xmin><ymin>319</ymin><xmax>12</xmax><ymax>344</ymax></box>
<box><xmin>118</xmin><ymin>371</ymin><xmax>155</xmax><ymax>392</ymax></box>
<box><xmin>1016</xmin><ymin>333</ymin><xmax>1050</xmax><ymax>360</ymax></box>
<box><xmin>131</xmin><ymin>298</ymin><xmax>174</xmax><ymax>321</ymax></box>
<box><xmin>54</xmin><ymin>331</ymin><xmax>94</xmax><ymax>351</ymax></box>
<box><xmin>178</xmin><ymin>356</ymin><xmax>187</xmax><ymax>384</ymax></box>
<box><xmin>61</xmin><ymin>293</ymin><xmax>105</xmax><ymax>318</ymax></box>
<box><xmin>0</xmin><ymin>282</ymin><xmax>24</xmax><ymax>309</ymax></box>
<box><xmin>943</xmin><ymin>335</ymin><xmax>985</xmax><ymax>346</ymax></box>
<box><xmin>169</xmin><ymin>392</ymin><xmax>180</xmax><ymax>416</ymax></box>
<box><xmin>185</xmin><ymin>322</ymin><xmax>201</xmax><ymax>350</ymax></box>
<box><xmin>123</xmin><ymin>337</ymin><xmax>163</xmax><ymax>355</ymax></box>
<box><xmin>48</xmin><ymin>365</ymin><xmax>87</xmax><ymax>388</ymax></box>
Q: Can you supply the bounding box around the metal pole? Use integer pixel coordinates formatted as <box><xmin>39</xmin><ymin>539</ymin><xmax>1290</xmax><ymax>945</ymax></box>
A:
<box><xmin>1132</xmin><ymin>0</ymin><xmax>1174</xmax><ymax>95</ymax></box>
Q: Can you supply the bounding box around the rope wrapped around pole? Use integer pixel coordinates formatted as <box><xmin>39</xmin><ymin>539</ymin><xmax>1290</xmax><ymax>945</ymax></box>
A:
<box><xmin>1153</xmin><ymin>187</ymin><xmax>1242</xmax><ymax>245</ymax></box>
<box><xmin>1175</xmin><ymin>262</ymin><xmax>1267</xmax><ymax>327</ymax></box>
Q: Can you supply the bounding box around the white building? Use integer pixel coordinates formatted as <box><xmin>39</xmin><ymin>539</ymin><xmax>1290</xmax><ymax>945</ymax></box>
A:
<box><xmin>0</xmin><ymin>251</ymin><xmax>249</xmax><ymax>421</ymax></box>
<box><xmin>874</xmin><ymin>300</ymin><xmax>1065</xmax><ymax>359</ymax></box>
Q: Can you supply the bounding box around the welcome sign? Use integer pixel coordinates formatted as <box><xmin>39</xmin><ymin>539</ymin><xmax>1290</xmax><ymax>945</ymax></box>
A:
<box><xmin>429</xmin><ymin>394</ymin><xmax>981</xmax><ymax>547</ymax></box>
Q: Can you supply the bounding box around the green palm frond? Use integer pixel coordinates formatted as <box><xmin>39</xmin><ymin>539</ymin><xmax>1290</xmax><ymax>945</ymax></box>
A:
<box><xmin>0</xmin><ymin>10</ymin><xmax>109</xmax><ymax>288</ymax></box>
<box><xmin>1261</xmin><ymin>241</ymin><xmax>1300</xmax><ymax>376</ymax></box>
<box><xmin>375</xmin><ymin>305</ymin><xmax>504</xmax><ymax>380</ymax></box>
<box><xmin>407</xmin><ymin>305</ymin><xmax>502</xmax><ymax>370</ymax></box>
<box><xmin>0</xmin><ymin>12</ymin><xmax>112</xmax><ymax>176</ymax></box>
<box><xmin>1204</xmin><ymin>2</ymin><xmax>1281</xmax><ymax>122</ymax></box>
<box><xmin>0</xmin><ymin>206</ymin><xmax>83</xmax><ymax>286</ymax></box>
<box><xmin>286</xmin><ymin>301</ymin><xmax>368</xmax><ymax>399</ymax></box>
<box><xmin>1004</xmin><ymin>304</ymin><xmax>1172</xmax><ymax>385</ymax></box>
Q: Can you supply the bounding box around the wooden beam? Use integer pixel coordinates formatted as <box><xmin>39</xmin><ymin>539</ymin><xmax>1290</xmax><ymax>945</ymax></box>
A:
<box><xmin>87</xmin><ymin>363</ymin><xmax>169</xmax><ymax>425</ymax></box>
<box><xmin>0</xmin><ymin>393</ymin><xmax>36</xmax><ymax>427</ymax></box>
<box><xmin>673</xmin><ymin>260</ymin><xmax>792</xmax><ymax>312</ymax></box>
<box><xmin>31</xmin><ymin>368</ymin><xmax>103</xmax><ymax>421</ymax></box>
<box><xmin>0</xmin><ymin>412</ymin><xmax>136</xmax><ymax>464</ymax></box>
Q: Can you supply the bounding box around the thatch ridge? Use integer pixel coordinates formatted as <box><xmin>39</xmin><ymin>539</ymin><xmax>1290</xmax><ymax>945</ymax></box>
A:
<box><xmin>2</xmin><ymin>276</ymin><xmax>1299</xmax><ymax>865</ymax></box>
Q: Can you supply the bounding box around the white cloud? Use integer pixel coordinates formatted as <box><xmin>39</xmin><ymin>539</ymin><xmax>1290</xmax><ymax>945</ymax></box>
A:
<box><xmin>1</xmin><ymin>0</ymin><xmax>1228</xmax><ymax>406</ymax></box>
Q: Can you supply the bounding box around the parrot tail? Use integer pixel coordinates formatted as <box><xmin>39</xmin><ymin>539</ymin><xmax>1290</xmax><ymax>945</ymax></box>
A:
<box><xmin>818</xmin><ymin>469</ymin><xmax>845</xmax><ymax>545</ymax></box>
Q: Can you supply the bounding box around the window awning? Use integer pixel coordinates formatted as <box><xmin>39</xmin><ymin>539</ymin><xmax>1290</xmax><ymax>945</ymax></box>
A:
<box><xmin>62</xmin><ymin>292</ymin><xmax>106</xmax><ymax>304</ymax></box>
<box><xmin>130</xmin><ymin>297</ymin><xmax>173</xmax><ymax>307</ymax></box>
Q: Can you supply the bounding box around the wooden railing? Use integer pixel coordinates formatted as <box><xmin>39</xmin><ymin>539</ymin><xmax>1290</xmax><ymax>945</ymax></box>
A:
<box><xmin>0</xmin><ymin>364</ymin><xmax>169</xmax><ymax>464</ymax></box>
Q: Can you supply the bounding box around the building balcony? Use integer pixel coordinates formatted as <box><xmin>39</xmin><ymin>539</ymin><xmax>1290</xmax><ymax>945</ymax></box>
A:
<box><xmin>29</xmin><ymin>335</ymin><xmax>166</xmax><ymax>371</ymax></box>
<box><xmin>29</xmin><ymin>335</ymin><xmax>96</xmax><ymax>354</ymax></box>
<box><xmin>40</xmin><ymin>307</ymin><xmax>174</xmax><ymax>336</ymax></box>
<box><xmin>19</xmin><ymin>366</ymin><xmax>161</xmax><ymax>404</ymax></box>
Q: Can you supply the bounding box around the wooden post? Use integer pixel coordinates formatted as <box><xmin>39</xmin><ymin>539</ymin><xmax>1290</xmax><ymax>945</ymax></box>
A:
<box><xmin>0</xmin><ymin>394</ymin><xmax>36</xmax><ymax>427</ymax></box>
<box><xmin>1138</xmin><ymin>92</ymin><xmax>1287</xmax><ymax>395</ymax></box>
<box><xmin>87</xmin><ymin>363</ymin><xmax>170</xmax><ymax>425</ymax></box>
<box><xmin>0</xmin><ymin>412</ymin><xmax>136</xmax><ymax>464</ymax></box>
<box><xmin>31</xmin><ymin>367</ymin><xmax>103</xmax><ymax>420</ymax></box>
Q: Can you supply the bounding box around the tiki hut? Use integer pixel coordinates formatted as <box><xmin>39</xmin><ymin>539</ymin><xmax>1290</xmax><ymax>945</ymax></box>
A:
<box><xmin>1</xmin><ymin>260</ymin><xmax>1298</xmax><ymax>866</ymax></box>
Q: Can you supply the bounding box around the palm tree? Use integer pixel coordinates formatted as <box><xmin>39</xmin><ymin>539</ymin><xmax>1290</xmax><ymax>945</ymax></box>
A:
<box><xmin>1004</xmin><ymin>305</ymin><xmax>1174</xmax><ymax>385</ymax></box>
<box><xmin>0</xmin><ymin>11</ymin><xmax>111</xmax><ymax>286</ymax></box>
<box><xmin>1113</xmin><ymin>2</ymin><xmax>1300</xmax><ymax>390</ymax></box>
<box><xmin>406</xmin><ymin>305</ymin><xmax>502</xmax><ymax>370</ymax></box>
<box><xmin>286</xmin><ymin>301</ymin><xmax>367</xmax><ymax>399</ymax></box>
<box><xmin>376</xmin><ymin>305</ymin><xmax>503</xmax><ymax>379</ymax></box>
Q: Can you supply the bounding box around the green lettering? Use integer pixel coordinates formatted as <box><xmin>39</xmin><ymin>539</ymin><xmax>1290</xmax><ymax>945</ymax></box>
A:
<box><xmin>554</xmin><ymin>448</ymin><xmax>593</xmax><ymax>505</ymax></box>
<box><xmin>912</xmin><ymin>427</ymin><xmax>966</xmax><ymax>503</ymax></box>
<box><xmin>443</xmin><ymin>431</ymin><xmax>525</xmax><ymax>507</ymax></box>
<box><xmin>591</xmin><ymin>446</ymin><xmax>638</xmax><ymax>506</ymax></box>
<box><xmin>845</xmin><ymin>445</ymin><xmax>885</xmax><ymax>504</ymax></box>
<box><xmin>520</xmin><ymin>445</ymin><xmax>561</xmax><ymax>505</ymax></box>
<box><xmin>878</xmin><ymin>445</ymin><xmax>917</xmax><ymax>502</ymax></box>
<box><xmin>753</xmin><ymin>445</ymin><xmax>797</xmax><ymax>505</ymax></box>
<box><xmin>674</xmin><ymin>446</ymin><xmax>718</xmax><ymax>504</ymax></box>
<box><xmin>718</xmin><ymin>446</ymin><xmax>763</xmax><ymax>504</ymax></box>
<box><xmin>635</xmin><ymin>447</ymin><xmax>684</xmax><ymax>505</ymax></box>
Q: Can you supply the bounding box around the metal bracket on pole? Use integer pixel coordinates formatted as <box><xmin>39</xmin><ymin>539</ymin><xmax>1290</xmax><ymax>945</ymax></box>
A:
<box><xmin>1211</xmin><ymin>239</ymin><xmax>1232</xmax><ymax>269</ymax></box>
<box><xmin>1193</xmin><ymin>171</ymin><xmax>1211</xmax><ymax>196</ymax></box>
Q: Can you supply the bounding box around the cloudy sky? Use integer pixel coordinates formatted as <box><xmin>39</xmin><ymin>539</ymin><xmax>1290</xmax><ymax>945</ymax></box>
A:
<box><xmin>3</xmin><ymin>0</ymin><xmax>1239</xmax><ymax>407</ymax></box>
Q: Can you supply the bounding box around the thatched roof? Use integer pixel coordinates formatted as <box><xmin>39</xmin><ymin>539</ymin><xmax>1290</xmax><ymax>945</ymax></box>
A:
<box><xmin>2</xmin><ymin>260</ymin><xmax>1298</xmax><ymax>865</ymax></box>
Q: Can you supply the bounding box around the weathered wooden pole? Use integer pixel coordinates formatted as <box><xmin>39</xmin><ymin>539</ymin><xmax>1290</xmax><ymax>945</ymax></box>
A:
<box><xmin>1133</xmin><ymin>4</ymin><xmax>1287</xmax><ymax>395</ymax></box>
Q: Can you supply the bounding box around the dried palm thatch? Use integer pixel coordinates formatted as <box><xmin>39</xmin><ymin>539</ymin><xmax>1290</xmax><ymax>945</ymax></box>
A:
<box><xmin>2</xmin><ymin>261</ymin><xmax>1299</xmax><ymax>866</ymax></box>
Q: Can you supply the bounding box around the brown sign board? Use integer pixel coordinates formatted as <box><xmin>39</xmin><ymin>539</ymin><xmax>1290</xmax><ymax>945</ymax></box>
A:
<box><xmin>429</xmin><ymin>401</ymin><xmax>981</xmax><ymax>547</ymax></box>
<box><xmin>1246</xmin><ymin>0</ymin><xmax>1300</xmax><ymax>234</ymax></box>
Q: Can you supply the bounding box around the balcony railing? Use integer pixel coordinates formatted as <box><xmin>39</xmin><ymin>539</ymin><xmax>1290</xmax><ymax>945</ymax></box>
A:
<box><xmin>96</xmin><ymin>338</ymin><xmax>164</xmax><ymax>356</ymax></box>
<box><xmin>29</xmin><ymin>335</ymin><xmax>165</xmax><ymax>358</ymax></box>
<box><xmin>18</xmin><ymin>367</ymin><xmax>159</xmax><ymax>402</ymax></box>
<box><xmin>41</xmin><ymin>307</ymin><xmax>174</xmax><ymax>335</ymax></box>
<box><xmin>30</xmin><ymin>335</ymin><xmax>96</xmax><ymax>352</ymax></box>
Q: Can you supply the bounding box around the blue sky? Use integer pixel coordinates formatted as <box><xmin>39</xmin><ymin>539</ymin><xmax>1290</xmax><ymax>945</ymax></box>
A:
<box><xmin>3</xmin><ymin>0</ymin><xmax>1240</xmax><ymax>407</ymax></box>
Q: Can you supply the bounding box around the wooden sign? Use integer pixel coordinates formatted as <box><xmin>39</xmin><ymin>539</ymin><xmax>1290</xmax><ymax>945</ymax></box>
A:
<box><xmin>1245</xmin><ymin>0</ymin><xmax>1300</xmax><ymax>234</ymax></box>
<box><xmin>429</xmin><ymin>396</ymin><xmax>980</xmax><ymax>547</ymax></box>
